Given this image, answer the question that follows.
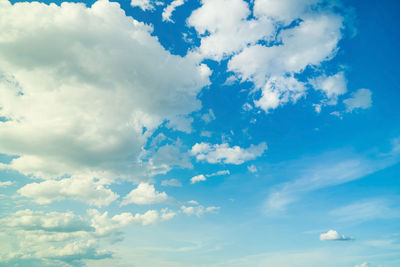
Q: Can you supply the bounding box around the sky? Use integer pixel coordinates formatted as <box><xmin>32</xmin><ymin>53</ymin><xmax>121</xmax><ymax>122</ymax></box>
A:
<box><xmin>0</xmin><ymin>0</ymin><xmax>399</xmax><ymax>266</ymax></box>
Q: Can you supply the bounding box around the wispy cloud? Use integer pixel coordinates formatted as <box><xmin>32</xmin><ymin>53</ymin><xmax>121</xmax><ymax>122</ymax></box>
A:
<box><xmin>330</xmin><ymin>198</ymin><xmax>400</xmax><ymax>223</ymax></box>
<box><xmin>265</xmin><ymin>146</ymin><xmax>400</xmax><ymax>213</ymax></box>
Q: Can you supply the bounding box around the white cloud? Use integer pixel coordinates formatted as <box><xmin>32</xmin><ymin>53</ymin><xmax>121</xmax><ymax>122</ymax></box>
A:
<box><xmin>343</xmin><ymin>88</ymin><xmax>372</xmax><ymax>112</ymax></box>
<box><xmin>89</xmin><ymin>209</ymin><xmax>160</xmax><ymax>235</ymax></box>
<box><xmin>313</xmin><ymin>104</ymin><xmax>322</xmax><ymax>113</ymax></box>
<box><xmin>161</xmin><ymin>178</ymin><xmax>182</xmax><ymax>187</ymax></box>
<box><xmin>190</xmin><ymin>174</ymin><xmax>206</xmax><ymax>184</ymax></box>
<box><xmin>160</xmin><ymin>208</ymin><xmax>177</xmax><ymax>221</ymax></box>
<box><xmin>191</xmin><ymin>142</ymin><xmax>267</xmax><ymax>164</ymax></box>
<box><xmin>189</xmin><ymin>0</ymin><xmax>346</xmax><ymax>113</ymax></box>
<box><xmin>162</xmin><ymin>0</ymin><xmax>185</xmax><ymax>23</ymax></box>
<box><xmin>131</xmin><ymin>0</ymin><xmax>162</xmax><ymax>11</ymax></box>
<box><xmin>200</xmin><ymin>130</ymin><xmax>212</xmax><ymax>137</ymax></box>
<box><xmin>121</xmin><ymin>183</ymin><xmax>168</xmax><ymax>205</ymax></box>
<box><xmin>0</xmin><ymin>209</ymin><xmax>110</xmax><ymax>264</ymax></box>
<box><xmin>187</xmin><ymin>0</ymin><xmax>275</xmax><ymax>61</ymax></box>
<box><xmin>0</xmin><ymin>0</ymin><xmax>210</xmax><ymax>187</ymax></box>
<box><xmin>18</xmin><ymin>174</ymin><xmax>118</xmax><ymax>207</ymax></box>
<box><xmin>242</xmin><ymin>13</ymin><xmax>342</xmax><ymax>75</ymax></box>
<box><xmin>207</xmin><ymin>170</ymin><xmax>230</xmax><ymax>177</ymax></box>
<box><xmin>248</xmin><ymin>164</ymin><xmax>257</xmax><ymax>173</ymax></box>
<box><xmin>201</xmin><ymin>108</ymin><xmax>216</xmax><ymax>123</ymax></box>
<box><xmin>320</xmin><ymin>230</ymin><xmax>352</xmax><ymax>241</ymax></box>
<box><xmin>190</xmin><ymin>170</ymin><xmax>230</xmax><ymax>184</ymax></box>
<box><xmin>310</xmin><ymin>72</ymin><xmax>347</xmax><ymax>105</ymax></box>
<box><xmin>253</xmin><ymin>75</ymin><xmax>306</xmax><ymax>112</ymax></box>
<box><xmin>166</xmin><ymin>115</ymin><xmax>194</xmax><ymax>133</ymax></box>
<box><xmin>148</xmin><ymin>142</ymin><xmax>193</xmax><ymax>174</ymax></box>
<box><xmin>0</xmin><ymin>181</ymin><xmax>13</xmax><ymax>187</ymax></box>
<box><xmin>180</xmin><ymin>205</ymin><xmax>220</xmax><ymax>217</ymax></box>
<box><xmin>187</xmin><ymin>200</ymin><xmax>199</xmax><ymax>205</ymax></box>
<box><xmin>1</xmin><ymin>209</ymin><xmax>93</xmax><ymax>232</ymax></box>
<box><xmin>253</xmin><ymin>0</ymin><xmax>319</xmax><ymax>23</ymax></box>
<box><xmin>0</xmin><ymin>207</ymin><xmax>177</xmax><ymax>265</ymax></box>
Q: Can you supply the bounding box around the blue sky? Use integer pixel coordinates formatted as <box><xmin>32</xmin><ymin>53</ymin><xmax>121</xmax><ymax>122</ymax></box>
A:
<box><xmin>0</xmin><ymin>0</ymin><xmax>399</xmax><ymax>266</ymax></box>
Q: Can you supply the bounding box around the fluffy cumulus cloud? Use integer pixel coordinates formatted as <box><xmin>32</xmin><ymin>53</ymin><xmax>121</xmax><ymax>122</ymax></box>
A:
<box><xmin>191</xmin><ymin>142</ymin><xmax>267</xmax><ymax>164</ymax></box>
<box><xmin>188</xmin><ymin>0</ymin><xmax>275</xmax><ymax>61</ymax></box>
<box><xmin>188</xmin><ymin>0</ymin><xmax>352</xmax><ymax>113</ymax></box>
<box><xmin>320</xmin><ymin>230</ymin><xmax>352</xmax><ymax>241</ymax></box>
<box><xmin>190</xmin><ymin>174</ymin><xmax>206</xmax><ymax>184</ymax></box>
<box><xmin>0</xmin><ymin>0</ymin><xmax>211</xmax><ymax>204</ymax></box>
<box><xmin>311</xmin><ymin>71</ymin><xmax>347</xmax><ymax>105</ymax></box>
<box><xmin>121</xmin><ymin>183</ymin><xmax>168</xmax><ymax>205</ymax></box>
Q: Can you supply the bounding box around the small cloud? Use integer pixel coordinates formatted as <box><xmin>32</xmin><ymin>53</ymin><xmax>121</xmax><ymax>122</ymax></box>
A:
<box><xmin>201</xmin><ymin>109</ymin><xmax>216</xmax><ymax>123</ymax></box>
<box><xmin>0</xmin><ymin>181</ymin><xmax>14</xmax><ymax>187</ymax></box>
<box><xmin>161</xmin><ymin>179</ymin><xmax>182</xmax><ymax>187</ymax></box>
<box><xmin>191</xmin><ymin>170</ymin><xmax>230</xmax><ymax>184</ymax></box>
<box><xmin>310</xmin><ymin>71</ymin><xmax>347</xmax><ymax>105</ymax></box>
<box><xmin>131</xmin><ymin>0</ymin><xmax>156</xmax><ymax>11</ymax></box>
<box><xmin>190</xmin><ymin>174</ymin><xmax>206</xmax><ymax>184</ymax></box>
<box><xmin>160</xmin><ymin>208</ymin><xmax>177</xmax><ymax>221</ymax></box>
<box><xmin>181</xmin><ymin>205</ymin><xmax>220</xmax><ymax>217</ymax></box>
<box><xmin>320</xmin><ymin>230</ymin><xmax>352</xmax><ymax>241</ymax></box>
<box><xmin>121</xmin><ymin>183</ymin><xmax>168</xmax><ymax>205</ymax></box>
<box><xmin>206</xmin><ymin>170</ymin><xmax>230</xmax><ymax>177</ymax></box>
<box><xmin>191</xmin><ymin>142</ymin><xmax>267</xmax><ymax>165</ymax></box>
<box><xmin>330</xmin><ymin>111</ymin><xmax>343</xmax><ymax>119</ymax></box>
<box><xmin>313</xmin><ymin>104</ymin><xmax>322</xmax><ymax>113</ymax></box>
<box><xmin>187</xmin><ymin>200</ymin><xmax>199</xmax><ymax>205</ymax></box>
<box><xmin>200</xmin><ymin>131</ymin><xmax>212</xmax><ymax>137</ymax></box>
<box><xmin>247</xmin><ymin>164</ymin><xmax>257</xmax><ymax>173</ymax></box>
<box><xmin>242</xmin><ymin>103</ymin><xmax>253</xmax><ymax>111</ymax></box>
<box><xmin>223</xmin><ymin>75</ymin><xmax>237</xmax><ymax>85</ymax></box>
<box><xmin>354</xmin><ymin>262</ymin><xmax>369</xmax><ymax>267</ymax></box>
<box><xmin>343</xmin><ymin>88</ymin><xmax>372</xmax><ymax>112</ymax></box>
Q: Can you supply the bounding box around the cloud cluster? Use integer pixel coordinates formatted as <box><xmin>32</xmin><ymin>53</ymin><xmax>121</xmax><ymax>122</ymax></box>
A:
<box><xmin>0</xmin><ymin>0</ymin><xmax>211</xmax><ymax>205</ymax></box>
<box><xmin>188</xmin><ymin>0</ymin><xmax>370</xmax><ymax>114</ymax></box>
<box><xmin>0</xmin><ymin>207</ymin><xmax>179</xmax><ymax>265</ymax></box>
